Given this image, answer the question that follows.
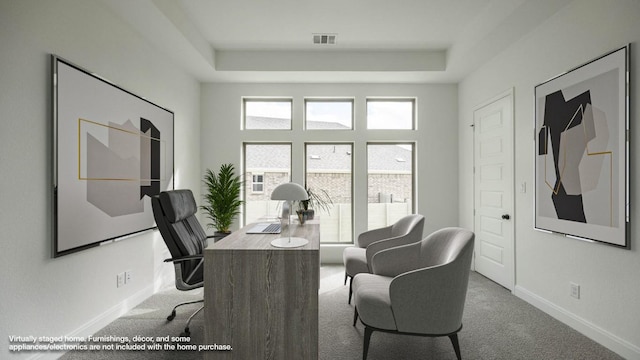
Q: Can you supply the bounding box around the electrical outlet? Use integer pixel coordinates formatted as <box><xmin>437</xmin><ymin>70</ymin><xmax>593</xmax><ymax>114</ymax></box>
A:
<box><xmin>125</xmin><ymin>270</ymin><xmax>132</xmax><ymax>284</ymax></box>
<box><xmin>570</xmin><ymin>282</ymin><xmax>580</xmax><ymax>299</ymax></box>
<box><xmin>117</xmin><ymin>273</ymin><xmax>125</xmax><ymax>288</ymax></box>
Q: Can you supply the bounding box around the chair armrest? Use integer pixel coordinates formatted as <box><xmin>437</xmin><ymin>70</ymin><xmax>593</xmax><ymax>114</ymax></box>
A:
<box><xmin>164</xmin><ymin>254</ymin><xmax>203</xmax><ymax>263</ymax></box>
<box><xmin>365</xmin><ymin>231</ymin><xmax>423</xmax><ymax>272</ymax></box>
<box><xmin>357</xmin><ymin>225</ymin><xmax>393</xmax><ymax>248</ymax></box>
<box><xmin>370</xmin><ymin>241</ymin><xmax>422</xmax><ymax>277</ymax></box>
<box><xmin>166</xmin><ymin>254</ymin><xmax>204</xmax><ymax>286</ymax></box>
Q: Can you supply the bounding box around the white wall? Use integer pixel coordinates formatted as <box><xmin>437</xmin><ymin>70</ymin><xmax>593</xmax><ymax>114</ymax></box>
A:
<box><xmin>458</xmin><ymin>0</ymin><xmax>640</xmax><ymax>358</ymax></box>
<box><xmin>201</xmin><ymin>83</ymin><xmax>459</xmax><ymax>262</ymax></box>
<box><xmin>0</xmin><ymin>1</ymin><xmax>201</xmax><ymax>358</ymax></box>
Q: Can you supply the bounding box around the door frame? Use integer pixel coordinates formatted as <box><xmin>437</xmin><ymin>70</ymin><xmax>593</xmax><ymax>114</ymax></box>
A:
<box><xmin>472</xmin><ymin>88</ymin><xmax>516</xmax><ymax>291</ymax></box>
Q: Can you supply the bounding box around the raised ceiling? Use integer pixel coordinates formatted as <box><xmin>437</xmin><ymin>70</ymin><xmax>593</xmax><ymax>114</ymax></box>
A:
<box><xmin>102</xmin><ymin>0</ymin><xmax>571</xmax><ymax>83</ymax></box>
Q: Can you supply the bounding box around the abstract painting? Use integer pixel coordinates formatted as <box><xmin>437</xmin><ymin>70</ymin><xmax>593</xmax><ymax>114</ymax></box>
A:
<box><xmin>53</xmin><ymin>56</ymin><xmax>174</xmax><ymax>256</ymax></box>
<box><xmin>534</xmin><ymin>46</ymin><xmax>629</xmax><ymax>248</ymax></box>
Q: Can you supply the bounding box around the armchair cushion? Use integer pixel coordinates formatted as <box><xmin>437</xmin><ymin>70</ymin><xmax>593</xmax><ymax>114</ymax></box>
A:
<box><xmin>343</xmin><ymin>247</ymin><xmax>368</xmax><ymax>277</ymax></box>
<box><xmin>352</xmin><ymin>274</ymin><xmax>395</xmax><ymax>330</ymax></box>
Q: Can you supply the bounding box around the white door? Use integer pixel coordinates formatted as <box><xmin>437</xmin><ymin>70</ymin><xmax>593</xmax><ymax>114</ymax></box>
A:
<box><xmin>473</xmin><ymin>90</ymin><xmax>514</xmax><ymax>291</ymax></box>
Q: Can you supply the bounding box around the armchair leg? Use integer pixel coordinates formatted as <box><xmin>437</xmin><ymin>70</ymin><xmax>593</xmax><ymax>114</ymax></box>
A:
<box><xmin>449</xmin><ymin>333</ymin><xmax>462</xmax><ymax>360</ymax></box>
<box><xmin>348</xmin><ymin>277</ymin><xmax>353</xmax><ymax>304</ymax></box>
<box><xmin>344</xmin><ymin>272</ymin><xmax>348</xmax><ymax>285</ymax></box>
<box><xmin>353</xmin><ymin>307</ymin><xmax>359</xmax><ymax>326</ymax></box>
<box><xmin>362</xmin><ymin>326</ymin><xmax>373</xmax><ymax>360</ymax></box>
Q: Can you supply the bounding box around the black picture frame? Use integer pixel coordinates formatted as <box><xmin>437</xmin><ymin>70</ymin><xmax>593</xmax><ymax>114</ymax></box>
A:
<box><xmin>534</xmin><ymin>46</ymin><xmax>629</xmax><ymax>248</ymax></box>
<box><xmin>53</xmin><ymin>55</ymin><xmax>174</xmax><ymax>257</ymax></box>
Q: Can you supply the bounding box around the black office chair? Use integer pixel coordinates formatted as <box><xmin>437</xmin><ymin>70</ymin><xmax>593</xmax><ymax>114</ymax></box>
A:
<box><xmin>151</xmin><ymin>189</ymin><xmax>212</xmax><ymax>336</ymax></box>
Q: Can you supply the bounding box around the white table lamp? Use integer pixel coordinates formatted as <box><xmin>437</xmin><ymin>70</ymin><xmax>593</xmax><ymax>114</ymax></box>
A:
<box><xmin>270</xmin><ymin>182</ymin><xmax>309</xmax><ymax>248</ymax></box>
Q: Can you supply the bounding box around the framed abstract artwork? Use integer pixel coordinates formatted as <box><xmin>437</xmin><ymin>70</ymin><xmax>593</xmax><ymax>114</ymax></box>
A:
<box><xmin>53</xmin><ymin>56</ymin><xmax>174</xmax><ymax>257</ymax></box>
<box><xmin>534</xmin><ymin>46</ymin><xmax>629</xmax><ymax>248</ymax></box>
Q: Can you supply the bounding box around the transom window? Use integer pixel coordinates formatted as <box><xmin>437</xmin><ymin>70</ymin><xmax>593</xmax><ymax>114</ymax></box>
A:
<box><xmin>244</xmin><ymin>98</ymin><xmax>292</xmax><ymax>130</ymax></box>
<box><xmin>305</xmin><ymin>99</ymin><xmax>354</xmax><ymax>130</ymax></box>
<box><xmin>366</xmin><ymin>98</ymin><xmax>415</xmax><ymax>130</ymax></box>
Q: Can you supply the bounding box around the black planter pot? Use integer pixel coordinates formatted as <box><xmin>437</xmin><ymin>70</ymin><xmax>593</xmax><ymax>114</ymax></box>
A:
<box><xmin>213</xmin><ymin>231</ymin><xmax>231</xmax><ymax>242</ymax></box>
<box><xmin>296</xmin><ymin>209</ymin><xmax>314</xmax><ymax>224</ymax></box>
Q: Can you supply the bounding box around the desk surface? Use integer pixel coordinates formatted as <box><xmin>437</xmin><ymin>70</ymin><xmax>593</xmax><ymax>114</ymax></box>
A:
<box><xmin>207</xmin><ymin>220</ymin><xmax>320</xmax><ymax>251</ymax></box>
<box><xmin>203</xmin><ymin>221</ymin><xmax>320</xmax><ymax>360</ymax></box>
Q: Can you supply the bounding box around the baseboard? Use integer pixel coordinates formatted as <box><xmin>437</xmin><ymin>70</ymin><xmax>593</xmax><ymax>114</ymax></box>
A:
<box><xmin>320</xmin><ymin>243</ymin><xmax>349</xmax><ymax>264</ymax></box>
<box><xmin>515</xmin><ymin>285</ymin><xmax>640</xmax><ymax>360</ymax></box>
<box><xmin>27</xmin><ymin>284</ymin><xmax>154</xmax><ymax>360</ymax></box>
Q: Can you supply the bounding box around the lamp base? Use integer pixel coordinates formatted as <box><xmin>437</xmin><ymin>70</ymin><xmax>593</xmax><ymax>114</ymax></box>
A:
<box><xmin>270</xmin><ymin>237</ymin><xmax>308</xmax><ymax>248</ymax></box>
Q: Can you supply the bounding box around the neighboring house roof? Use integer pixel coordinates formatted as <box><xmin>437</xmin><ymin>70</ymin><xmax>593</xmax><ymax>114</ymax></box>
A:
<box><xmin>246</xmin><ymin>116</ymin><xmax>290</xmax><ymax>129</ymax></box>
<box><xmin>245</xmin><ymin>143</ymin><xmax>291</xmax><ymax>170</ymax></box>
<box><xmin>245</xmin><ymin>116</ymin><xmax>412</xmax><ymax>173</ymax></box>
<box><xmin>246</xmin><ymin>116</ymin><xmax>350</xmax><ymax>130</ymax></box>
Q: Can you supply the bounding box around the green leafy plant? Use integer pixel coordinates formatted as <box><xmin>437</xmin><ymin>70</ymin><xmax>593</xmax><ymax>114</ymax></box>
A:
<box><xmin>298</xmin><ymin>186</ymin><xmax>333</xmax><ymax>214</ymax></box>
<box><xmin>201</xmin><ymin>164</ymin><xmax>243</xmax><ymax>233</ymax></box>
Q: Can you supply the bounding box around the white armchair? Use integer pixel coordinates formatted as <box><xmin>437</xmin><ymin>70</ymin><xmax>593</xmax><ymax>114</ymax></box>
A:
<box><xmin>352</xmin><ymin>227</ymin><xmax>475</xmax><ymax>360</ymax></box>
<box><xmin>342</xmin><ymin>214</ymin><xmax>425</xmax><ymax>304</ymax></box>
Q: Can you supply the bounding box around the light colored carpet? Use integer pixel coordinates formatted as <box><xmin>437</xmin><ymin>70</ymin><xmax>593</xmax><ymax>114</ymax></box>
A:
<box><xmin>320</xmin><ymin>271</ymin><xmax>623</xmax><ymax>360</ymax></box>
<box><xmin>61</xmin><ymin>271</ymin><xmax>623</xmax><ymax>360</ymax></box>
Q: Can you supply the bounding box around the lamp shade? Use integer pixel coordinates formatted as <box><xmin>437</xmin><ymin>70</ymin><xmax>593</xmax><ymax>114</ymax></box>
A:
<box><xmin>270</xmin><ymin>182</ymin><xmax>309</xmax><ymax>201</ymax></box>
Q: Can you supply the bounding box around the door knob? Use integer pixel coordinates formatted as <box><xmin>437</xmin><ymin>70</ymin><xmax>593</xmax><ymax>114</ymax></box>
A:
<box><xmin>501</xmin><ymin>214</ymin><xmax>510</xmax><ymax>220</ymax></box>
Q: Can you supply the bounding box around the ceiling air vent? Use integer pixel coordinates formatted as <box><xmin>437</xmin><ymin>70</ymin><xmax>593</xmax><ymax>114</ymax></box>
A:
<box><xmin>313</xmin><ymin>33</ymin><xmax>336</xmax><ymax>45</ymax></box>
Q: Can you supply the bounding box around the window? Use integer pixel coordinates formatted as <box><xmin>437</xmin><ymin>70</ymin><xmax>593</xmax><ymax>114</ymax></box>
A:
<box><xmin>305</xmin><ymin>99</ymin><xmax>353</xmax><ymax>130</ymax></box>
<box><xmin>366</xmin><ymin>99</ymin><xmax>415</xmax><ymax>130</ymax></box>
<box><xmin>244</xmin><ymin>99</ymin><xmax>292</xmax><ymax>130</ymax></box>
<box><xmin>243</xmin><ymin>143</ymin><xmax>291</xmax><ymax>225</ymax></box>
<box><xmin>251</xmin><ymin>174</ymin><xmax>264</xmax><ymax>193</ymax></box>
<box><xmin>367</xmin><ymin>143</ymin><xmax>414</xmax><ymax>230</ymax></box>
<box><xmin>305</xmin><ymin>143</ymin><xmax>353</xmax><ymax>243</ymax></box>
<box><xmin>238</xmin><ymin>95</ymin><xmax>420</xmax><ymax>246</ymax></box>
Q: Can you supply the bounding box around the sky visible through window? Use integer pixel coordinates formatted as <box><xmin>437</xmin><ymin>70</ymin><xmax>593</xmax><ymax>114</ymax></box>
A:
<box><xmin>245</xmin><ymin>99</ymin><xmax>414</xmax><ymax>130</ymax></box>
<box><xmin>245</xmin><ymin>101</ymin><xmax>291</xmax><ymax>119</ymax></box>
<box><xmin>306</xmin><ymin>101</ymin><xmax>353</xmax><ymax>129</ymax></box>
<box><xmin>367</xmin><ymin>100</ymin><xmax>414</xmax><ymax>129</ymax></box>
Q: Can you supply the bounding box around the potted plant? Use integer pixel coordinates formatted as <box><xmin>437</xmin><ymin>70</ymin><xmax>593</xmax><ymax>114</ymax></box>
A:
<box><xmin>201</xmin><ymin>163</ymin><xmax>243</xmax><ymax>240</ymax></box>
<box><xmin>297</xmin><ymin>186</ymin><xmax>333</xmax><ymax>224</ymax></box>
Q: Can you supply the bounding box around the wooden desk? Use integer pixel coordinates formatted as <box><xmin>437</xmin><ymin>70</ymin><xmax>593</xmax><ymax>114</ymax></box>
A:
<box><xmin>203</xmin><ymin>221</ymin><xmax>319</xmax><ymax>360</ymax></box>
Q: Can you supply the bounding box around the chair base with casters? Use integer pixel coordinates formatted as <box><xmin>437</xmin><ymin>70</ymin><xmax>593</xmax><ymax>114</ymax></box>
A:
<box><xmin>353</xmin><ymin>307</ymin><xmax>463</xmax><ymax>360</ymax></box>
<box><xmin>166</xmin><ymin>299</ymin><xmax>203</xmax><ymax>337</ymax></box>
<box><xmin>162</xmin><ymin>253</ymin><xmax>207</xmax><ymax>337</ymax></box>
